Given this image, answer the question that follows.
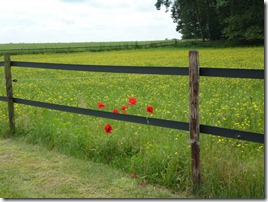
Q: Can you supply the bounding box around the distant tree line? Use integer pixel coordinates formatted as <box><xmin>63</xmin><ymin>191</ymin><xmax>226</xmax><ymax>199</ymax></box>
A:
<box><xmin>155</xmin><ymin>0</ymin><xmax>264</xmax><ymax>43</ymax></box>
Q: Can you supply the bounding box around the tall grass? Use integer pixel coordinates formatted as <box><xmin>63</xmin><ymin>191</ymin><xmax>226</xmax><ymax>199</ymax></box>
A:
<box><xmin>0</xmin><ymin>47</ymin><xmax>264</xmax><ymax>198</ymax></box>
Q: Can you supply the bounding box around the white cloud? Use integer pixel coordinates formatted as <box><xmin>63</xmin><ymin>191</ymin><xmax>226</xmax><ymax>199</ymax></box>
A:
<box><xmin>0</xmin><ymin>0</ymin><xmax>180</xmax><ymax>43</ymax></box>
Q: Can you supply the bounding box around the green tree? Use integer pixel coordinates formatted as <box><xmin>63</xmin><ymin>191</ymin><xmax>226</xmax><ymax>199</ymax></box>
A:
<box><xmin>218</xmin><ymin>0</ymin><xmax>264</xmax><ymax>42</ymax></box>
<box><xmin>155</xmin><ymin>0</ymin><xmax>221</xmax><ymax>41</ymax></box>
<box><xmin>155</xmin><ymin>0</ymin><xmax>264</xmax><ymax>43</ymax></box>
<box><xmin>173</xmin><ymin>0</ymin><xmax>205</xmax><ymax>40</ymax></box>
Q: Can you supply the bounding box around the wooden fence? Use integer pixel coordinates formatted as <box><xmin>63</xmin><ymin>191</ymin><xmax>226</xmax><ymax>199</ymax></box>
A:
<box><xmin>0</xmin><ymin>40</ymin><xmax>176</xmax><ymax>56</ymax></box>
<box><xmin>0</xmin><ymin>51</ymin><xmax>264</xmax><ymax>185</ymax></box>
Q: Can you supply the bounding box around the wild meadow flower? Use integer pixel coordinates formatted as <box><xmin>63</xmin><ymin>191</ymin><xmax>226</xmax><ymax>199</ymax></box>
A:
<box><xmin>98</xmin><ymin>102</ymin><xmax>106</xmax><ymax>109</ymax></box>
<box><xmin>107</xmin><ymin>157</ymin><xmax>112</xmax><ymax>162</ymax></box>
<box><xmin>146</xmin><ymin>105</ymin><xmax>154</xmax><ymax>113</ymax></box>
<box><xmin>104</xmin><ymin>124</ymin><xmax>112</xmax><ymax>134</ymax></box>
<box><xmin>140</xmin><ymin>184</ymin><xmax>146</xmax><ymax>188</ymax></box>
<box><xmin>128</xmin><ymin>97</ymin><xmax>137</xmax><ymax>106</ymax></box>
<box><xmin>131</xmin><ymin>173</ymin><xmax>137</xmax><ymax>178</ymax></box>
<box><xmin>121</xmin><ymin>105</ymin><xmax>128</xmax><ymax>111</ymax></box>
<box><xmin>113</xmin><ymin>109</ymin><xmax>119</xmax><ymax>114</ymax></box>
<box><xmin>99</xmin><ymin>98</ymin><xmax>154</xmax><ymax>135</ymax></box>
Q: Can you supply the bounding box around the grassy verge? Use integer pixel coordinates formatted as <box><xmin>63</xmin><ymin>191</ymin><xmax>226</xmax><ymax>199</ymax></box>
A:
<box><xmin>0</xmin><ymin>137</ymin><xmax>192</xmax><ymax>198</ymax></box>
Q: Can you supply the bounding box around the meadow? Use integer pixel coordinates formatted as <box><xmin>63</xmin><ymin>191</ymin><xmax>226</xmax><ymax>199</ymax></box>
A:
<box><xmin>0</xmin><ymin>46</ymin><xmax>264</xmax><ymax>198</ymax></box>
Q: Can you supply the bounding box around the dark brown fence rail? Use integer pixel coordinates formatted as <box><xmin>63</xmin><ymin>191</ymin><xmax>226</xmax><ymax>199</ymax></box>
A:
<box><xmin>0</xmin><ymin>96</ymin><xmax>263</xmax><ymax>143</ymax></box>
<box><xmin>0</xmin><ymin>52</ymin><xmax>264</xmax><ymax>185</ymax></box>
<box><xmin>7</xmin><ymin>61</ymin><xmax>264</xmax><ymax>79</ymax></box>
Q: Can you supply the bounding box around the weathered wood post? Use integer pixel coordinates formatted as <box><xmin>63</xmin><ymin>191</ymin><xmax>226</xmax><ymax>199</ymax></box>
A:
<box><xmin>4</xmin><ymin>54</ymin><xmax>15</xmax><ymax>134</ymax></box>
<box><xmin>189</xmin><ymin>50</ymin><xmax>201</xmax><ymax>185</ymax></box>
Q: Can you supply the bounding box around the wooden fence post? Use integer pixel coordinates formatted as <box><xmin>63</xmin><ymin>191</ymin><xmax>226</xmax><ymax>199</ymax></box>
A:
<box><xmin>189</xmin><ymin>50</ymin><xmax>201</xmax><ymax>185</ymax></box>
<box><xmin>4</xmin><ymin>54</ymin><xmax>15</xmax><ymax>134</ymax></box>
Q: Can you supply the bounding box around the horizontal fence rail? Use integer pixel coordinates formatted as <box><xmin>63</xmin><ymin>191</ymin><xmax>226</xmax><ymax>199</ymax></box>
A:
<box><xmin>7</xmin><ymin>61</ymin><xmax>264</xmax><ymax>79</ymax></box>
<box><xmin>0</xmin><ymin>96</ymin><xmax>264</xmax><ymax>144</ymax></box>
<box><xmin>0</xmin><ymin>60</ymin><xmax>265</xmax><ymax>79</ymax></box>
<box><xmin>200</xmin><ymin>125</ymin><xmax>264</xmax><ymax>143</ymax></box>
<box><xmin>200</xmin><ymin>68</ymin><xmax>264</xmax><ymax>79</ymax></box>
<box><xmin>11</xmin><ymin>61</ymin><xmax>189</xmax><ymax>75</ymax></box>
<box><xmin>0</xmin><ymin>96</ymin><xmax>6</xmax><ymax>102</ymax></box>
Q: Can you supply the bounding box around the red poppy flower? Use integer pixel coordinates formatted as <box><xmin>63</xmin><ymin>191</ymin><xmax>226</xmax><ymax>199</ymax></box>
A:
<box><xmin>98</xmin><ymin>102</ymin><xmax>106</xmax><ymax>109</ymax></box>
<box><xmin>107</xmin><ymin>157</ymin><xmax>112</xmax><ymax>162</ymax></box>
<box><xmin>146</xmin><ymin>105</ymin><xmax>154</xmax><ymax>113</ymax></box>
<box><xmin>113</xmin><ymin>109</ymin><xmax>119</xmax><ymax>114</ymax></box>
<box><xmin>121</xmin><ymin>105</ymin><xmax>128</xmax><ymax>111</ymax></box>
<box><xmin>131</xmin><ymin>173</ymin><xmax>137</xmax><ymax>178</ymax></box>
<box><xmin>104</xmin><ymin>124</ymin><xmax>112</xmax><ymax>134</ymax></box>
<box><xmin>140</xmin><ymin>184</ymin><xmax>146</xmax><ymax>188</ymax></box>
<box><xmin>128</xmin><ymin>97</ymin><xmax>137</xmax><ymax>105</ymax></box>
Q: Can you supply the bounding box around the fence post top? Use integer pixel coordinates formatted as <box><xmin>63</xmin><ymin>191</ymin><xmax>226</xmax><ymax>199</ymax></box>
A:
<box><xmin>4</xmin><ymin>53</ymin><xmax>11</xmax><ymax>60</ymax></box>
<box><xmin>189</xmin><ymin>50</ymin><xmax>199</xmax><ymax>53</ymax></box>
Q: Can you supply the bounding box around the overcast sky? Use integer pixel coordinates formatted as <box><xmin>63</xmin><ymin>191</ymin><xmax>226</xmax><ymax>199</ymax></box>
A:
<box><xmin>0</xmin><ymin>0</ymin><xmax>181</xmax><ymax>44</ymax></box>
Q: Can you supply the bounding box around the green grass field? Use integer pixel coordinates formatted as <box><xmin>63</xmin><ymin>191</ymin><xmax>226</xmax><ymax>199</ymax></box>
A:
<box><xmin>0</xmin><ymin>138</ymin><xmax>191</xmax><ymax>198</ymax></box>
<box><xmin>0</xmin><ymin>46</ymin><xmax>264</xmax><ymax>198</ymax></box>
